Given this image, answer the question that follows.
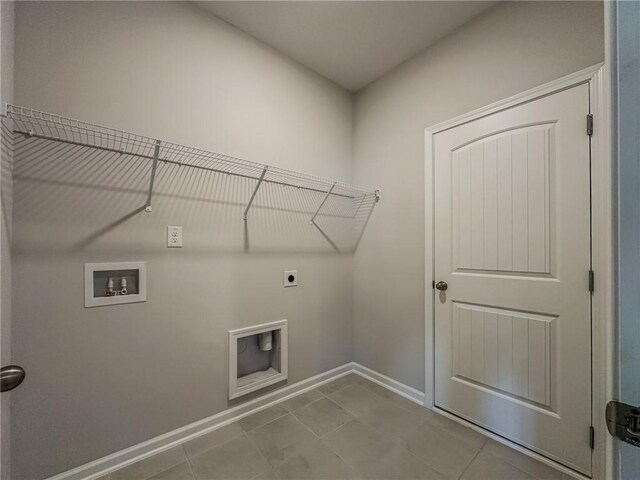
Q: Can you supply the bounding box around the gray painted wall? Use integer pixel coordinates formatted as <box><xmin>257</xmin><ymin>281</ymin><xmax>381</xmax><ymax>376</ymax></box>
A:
<box><xmin>11</xmin><ymin>2</ymin><xmax>354</xmax><ymax>478</ymax></box>
<box><xmin>0</xmin><ymin>2</ymin><xmax>14</xmax><ymax>479</ymax></box>
<box><xmin>352</xmin><ymin>1</ymin><xmax>605</xmax><ymax>390</ymax></box>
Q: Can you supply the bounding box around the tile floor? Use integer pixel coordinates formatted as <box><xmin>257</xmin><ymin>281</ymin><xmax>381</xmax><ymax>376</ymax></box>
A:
<box><xmin>102</xmin><ymin>374</ymin><xmax>573</xmax><ymax>480</ymax></box>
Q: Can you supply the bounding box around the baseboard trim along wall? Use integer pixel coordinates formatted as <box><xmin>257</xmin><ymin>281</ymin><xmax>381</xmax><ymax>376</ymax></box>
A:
<box><xmin>48</xmin><ymin>363</ymin><xmax>575</xmax><ymax>480</ymax></box>
<box><xmin>49</xmin><ymin>364</ymin><xmax>356</xmax><ymax>480</ymax></box>
<box><xmin>351</xmin><ymin>363</ymin><xmax>425</xmax><ymax>405</ymax></box>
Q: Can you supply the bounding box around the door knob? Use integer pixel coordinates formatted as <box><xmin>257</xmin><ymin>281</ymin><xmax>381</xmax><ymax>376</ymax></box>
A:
<box><xmin>435</xmin><ymin>281</ymin><xmax>448</xmax><ymax>291</ymax></box>
<box><xmin>1</xmin><ymin>365</ymin><xmax>25</xmax><ymax>392</ymax></box>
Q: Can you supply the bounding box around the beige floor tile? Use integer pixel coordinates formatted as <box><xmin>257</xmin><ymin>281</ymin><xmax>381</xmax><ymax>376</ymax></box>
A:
<box><xmin>323</xmin><ymin>420</ymin><xmax>397</xmax><ymax>473</ymax></box>
<box><xmin>248</xmin><ymin>414</ymin><xmax>317</xmax><ymax>465</ymax></box>
<box><xmin>361</xmin><ymin>444</ymin><xmax>445</xmax><ymax>480</ymax></box>
<box><xmin>294</xmin><ymin>397</ymin><xmax>354</xmax><ymax>437</ymax></box>
<box><xmin>239</xmin><ymin>405</ymin><xmax>289</xmax><ymax>432</ymax></box>
<box><xmin>356</xmin><ymin>378</ymin><xmax>395</xmax><ymax>398</ymax></box>
<box><xmin>461</xmin><ymin>450</ymin><xmax>535</xmax><ymax>480</ymax></box>
<box><xmin>147</xmin><ymin>461</ymin><xmax>194</xmax><ymax>480</ymax></box>
<box><xmin>318</xmin><ymin>374</ymin><xmax>358</xmax><ymax>395</ymax></box>
<box><xmin>386</xmin><ymin>395</ymin><xmax>433</xmax><ymax>419</ymax></box>
<box><xmin>106</xmin><ymin>378</ymin><xmax>574</xmax><ymax>480</ymax></box>
<box><xmin>275</xmin><ymin>441</ymin><xmax>360</xmax><ymax>480</ymax></box>
<box><xmin>357</xmin><ymin>379</ymin><xmax>433</xmax><ymax>419</ymax></box>
<box><xmin>189</xmin><ymin>435</ymin><xmax>269</xmax><ymax>480</ymax></box>
<box><xmin>183</xmin><ymin>423</ymin><xmax>245</xmax><ymax>459</ymax></box>
<box><xmin>110</xmin><ymin>446</ymin><xmax>186</xmax><ymax>480</ymax></box>
<box><xmin>328</xmin><ymin>384</ymin><xmax>386</xmax><ymax>416</ymax></box>
<box><xmin>403</xmin><ymin>423</ymin><xmax>481</xmax><ymax>479</ymax></box>
<box><xmin>426</xmin><ymin>414</ymin><xmax>487</xmax><ymax>450</ymax></box>
<box><xmin>482</xmin><ymin>440</ymin><xmax>564</xmax><ymax>480</ymax></box>
<box><xmin>281</xmin><ymin>389</ymin><xmax>324</xmax><ymax>412</ymax></box>
<box><xmin>359</xmin><ymin>401</ymin><xmax>425</xmax><ymax>440</ymax></box>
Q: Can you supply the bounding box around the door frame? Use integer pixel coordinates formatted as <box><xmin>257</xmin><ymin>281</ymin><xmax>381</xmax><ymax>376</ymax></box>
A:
<box><xmin>424</xmin><ymin>63</ymin><xmax>613</xmax><ymax>479</ymax></box>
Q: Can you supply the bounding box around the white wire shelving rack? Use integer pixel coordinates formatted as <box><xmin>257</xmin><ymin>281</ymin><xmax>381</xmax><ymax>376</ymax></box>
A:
<box><xmin>3</xmin><ymin>104</ymin><xmax>380</xmax><ymax>249</ymax></box>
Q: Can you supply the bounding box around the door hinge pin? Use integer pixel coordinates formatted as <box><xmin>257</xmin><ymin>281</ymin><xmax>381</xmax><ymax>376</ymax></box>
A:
<box><xmin>589</xmin><ymin>270</ymin><xmax>595</xmax><ymax>294</ymax></box>
<box><xmin>590</xmin><ymin>426</ymin><xmax>595</xmax><ymax>449</ymax></box>
<box><xmin>587</xmin><ymin>114</ymin><xmax>594</xmax><ymax>136</ymax></box>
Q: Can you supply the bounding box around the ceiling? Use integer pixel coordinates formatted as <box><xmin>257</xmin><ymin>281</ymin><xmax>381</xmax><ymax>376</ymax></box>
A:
<box><xmin>196</xmin><ymin>1</ymin><xmax>497</xmax><ymax>92</ymax></box>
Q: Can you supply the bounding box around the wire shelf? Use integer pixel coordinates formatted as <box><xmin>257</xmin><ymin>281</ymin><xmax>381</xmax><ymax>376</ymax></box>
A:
<box><xmin>4</xmin><ymin>104</ymin><xmax>379</xmax><ymax>200</ymax></box>
<box><xmin>3</xmin><ymin>104</ymin><xmax>380</xmax><ymax>251</ymax></box>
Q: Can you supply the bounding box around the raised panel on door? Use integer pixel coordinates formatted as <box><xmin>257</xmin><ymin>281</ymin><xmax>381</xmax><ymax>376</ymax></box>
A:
<box><xmin>451</xmin><ymin>302</ymin><xmax>555</xmax><ymax>410</ymax></box>
<box><xmin>452</xmin><ymin>124</ymin><xmax>554</xmax><ymax>275</ymax></box>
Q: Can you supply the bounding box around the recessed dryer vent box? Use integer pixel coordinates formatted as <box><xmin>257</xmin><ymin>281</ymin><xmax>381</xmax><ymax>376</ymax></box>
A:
<box><xmin>228</xmin><ymin>319</ymin><xmax>288</xmax><ymax>400</ymax></box>
<box><xmin>84</xmin><ymin>262</ymin><xmax>147</xmax><ymax>307</ymax></box>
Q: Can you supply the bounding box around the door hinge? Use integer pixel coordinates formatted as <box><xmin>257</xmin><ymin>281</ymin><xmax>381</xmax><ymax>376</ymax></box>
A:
<box><xmin>590</xmin><ymin>425</ymin><xmax>595</xmax><ymax>449</ymax></box>
<box><xmin>589</xmin><ymin>270</ymin><xmax>595</xmax><ymax>294</ymax></box>
<box><xmin>587</xmin><ymin>114</ymin><xmax>594</xmax><ymax>136</ymax></box>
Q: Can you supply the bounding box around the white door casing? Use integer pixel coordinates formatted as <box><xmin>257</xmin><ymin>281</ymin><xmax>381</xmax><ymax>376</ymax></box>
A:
<box><xmin>432</xmin><ymin>84</ymin><xmax>592</xmax><ymax>474</ymax></box>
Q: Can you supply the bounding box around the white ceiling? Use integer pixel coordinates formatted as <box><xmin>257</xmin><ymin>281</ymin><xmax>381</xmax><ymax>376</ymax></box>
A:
<box><xmin>196</xmin><ymin>1</ymin><xmax>497</xmax><ymax>92</ymax></box>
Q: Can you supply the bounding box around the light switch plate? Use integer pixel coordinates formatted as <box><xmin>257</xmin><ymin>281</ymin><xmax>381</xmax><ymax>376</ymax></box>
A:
<box><xmin>167</xmin><ymin>226</ymin><xmax>183</xmax><ymax>248</ymax></box>
<box><xmin>284</xmin><ymin>270</ymin><xmax>298</xmax><ymax>287</ymax></box>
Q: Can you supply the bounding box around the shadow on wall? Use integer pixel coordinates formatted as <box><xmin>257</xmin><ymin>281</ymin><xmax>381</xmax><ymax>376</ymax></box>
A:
<box><xmin>1</xmin><ymin>123</ymin><xmax>13</xmax><ymax>244</ymax></box>
<box><xmin>5</xmin><ymin>131</ymin><xmax>377</xmax><ymax>255</ymax></box>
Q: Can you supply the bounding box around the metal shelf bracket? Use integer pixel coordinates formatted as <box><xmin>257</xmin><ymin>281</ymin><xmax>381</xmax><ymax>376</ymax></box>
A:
<box><xmin>243</xmin><ymin>166</ymin><xmax>268</xmax><ymax>220</ymax></box>
<box><xmin>310</xmin><ymin>182</ymin><xmax>336</xmax><ymax>225</ymax></box>
<box><xmin>145</xmin><ymin>140</ymin><xmax>161</xmax><ymax>213</ymax></box>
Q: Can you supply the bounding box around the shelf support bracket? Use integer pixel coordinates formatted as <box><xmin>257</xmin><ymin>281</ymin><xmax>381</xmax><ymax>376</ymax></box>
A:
<box><xmin>244</xmin><ymin>166</ymin><xmax>268</xmax><ymax>220</ymax></box>
<box><xmin>145</xmin><ymin>140</ymin><xmax>161</xmax><ymax>213</ymax></box>
<box><xmin>310</xmin><ymin>183</ymin><xmax>336</xmax><ymax>225</ymax></box>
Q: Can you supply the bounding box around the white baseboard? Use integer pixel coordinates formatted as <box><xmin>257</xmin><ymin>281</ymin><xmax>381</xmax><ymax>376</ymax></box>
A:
<box><xmin>48</xmin><ymin>362</ymin><xmax>572</xmax><ymax>480</ymax></box>
<box><xmin>48</xmin><ymin>363</ymin><xmax>356</xmax><ymax>480</ymax></box>
<box><xmin>351</xmin><ymin>363</ymin><xmax>425</xmax><ymax>405</ymax></box>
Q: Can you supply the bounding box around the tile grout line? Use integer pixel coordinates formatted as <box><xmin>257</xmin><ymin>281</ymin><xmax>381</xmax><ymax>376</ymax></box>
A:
<box><xmin>244</xmin><ymin>431</ymin><xmax>276</xmax><ymax>480</ymax></box>
<box><xmin>455</xmin><ymin>444</ymin><xmax>484</xmax><ymax>480</ymax></box>
<box><xmin>353</xmin><ymin>409</ymin><xmax>449</xmax><ymax>478</ymax></box>
<box><xmin>181</xmin><ymin>444</ymin><xmax>197</xmax><ymax>480</ymax></box>
<box><xmin>318</xmin><ymin>420</ymin><xmax>371</xmax><ymax>478</ymax></box>
<box><xmin>279</xmin><ymin>406</ymin><xmax>361</xmax><ymax>478</ymax></box>
<box><xmin>291</xmin><ymin>395</ymin><xmax>355</xmax><ymax>438</ymax></box>
<box><xmin>477</xmin><ymin>441</ymin><xmax>544</xmax><ymax>480</ymax></box>
<box><xmin>240</xmin><ymin>409</ymin><xmax>291</xmax><ymax>434</ymax></box>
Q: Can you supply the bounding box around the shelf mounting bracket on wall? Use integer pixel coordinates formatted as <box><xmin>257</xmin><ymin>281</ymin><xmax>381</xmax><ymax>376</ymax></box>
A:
<box><xmin>243</xmin><ymin>166</ymin><xmax>268</xmax><ymax>220</ymax></box>
<box><xmin>310</xmin><ymin>182</ymin><xmax>336</xmax><ymax>225</ymax></box>
<box><xmin>145</xmin><ymin>139</ymin><xmax>161</xmax><ymax>213</ymax></box>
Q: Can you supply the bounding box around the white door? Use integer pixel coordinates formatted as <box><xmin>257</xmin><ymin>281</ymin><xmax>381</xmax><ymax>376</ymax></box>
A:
<box><xmin>433</xmin><ymin>83</ymin><xmax>592</xmax><ymax>475</ymax></box>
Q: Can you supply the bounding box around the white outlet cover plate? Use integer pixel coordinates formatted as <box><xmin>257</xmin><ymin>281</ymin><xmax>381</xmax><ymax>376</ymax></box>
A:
<box><xmin>284</xmin><ymin>270</ymin><xmax>298</xmax><ymax>287</ymax></box>
<box><xmin>167</xmin><ymin>226</ymin><xmax>183</xmax><ymax>248</ymax></box>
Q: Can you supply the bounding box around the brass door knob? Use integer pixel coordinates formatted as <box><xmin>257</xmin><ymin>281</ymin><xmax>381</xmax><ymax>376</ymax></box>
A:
<box><xmin>435</xmin><ymin>281</ymin><xmax>448</xmax><ymax>291</ymax></box>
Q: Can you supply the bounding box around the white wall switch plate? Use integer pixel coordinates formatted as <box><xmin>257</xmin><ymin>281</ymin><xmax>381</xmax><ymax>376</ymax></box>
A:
<box><xmin>167</xmin><ymin>226</ymin><xmax>183</xmax><ymax>248</ymax></box>
<box><xmin>284</xmin><ymin>270</ymin><xmax>298</xmax><ymax>287</ymax></box>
